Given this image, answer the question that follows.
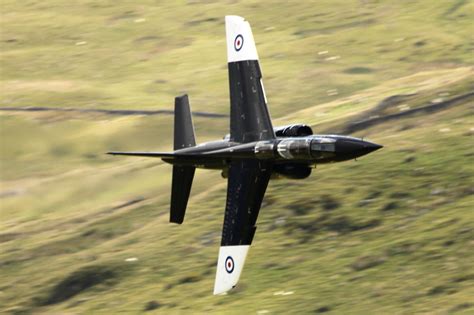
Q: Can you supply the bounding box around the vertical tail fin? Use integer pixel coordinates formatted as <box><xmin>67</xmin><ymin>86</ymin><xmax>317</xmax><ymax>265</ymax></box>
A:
<box><xmin>170</xmin><ymin>94</ymin><xmax>196</xmax><ymax>224</ymax></box>
<box><xmin>174</xmin><ymin>94</ymin><xmax>196</xmax><ymax>150</ymax></box>
<box><xmin>170</xmin><ymin>165</ymin><xmax>195</xmax><ymax>224</ymax></box>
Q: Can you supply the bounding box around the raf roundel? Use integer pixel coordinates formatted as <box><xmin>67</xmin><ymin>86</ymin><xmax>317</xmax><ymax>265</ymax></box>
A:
<box><xmin>234</xmin><ymin>34</ymin><xmax>244</xmax><ymax>52</ymax></box>
<box><xmin>225</xmin><ymin>256</ymin><xmax>235</xmax><ymax>273</ymax></box>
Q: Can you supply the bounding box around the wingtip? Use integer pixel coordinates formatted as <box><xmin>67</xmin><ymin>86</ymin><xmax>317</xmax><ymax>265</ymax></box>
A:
<box><xmin>225</xmin><ymin>15</ymin><xmax>244</xmax><ymax>22</ymax></box>
<box><xmin>213</xmin><ymin>284</ymin><xmax>233</xmax><ymax>295</ymax></box>
<box><xmin>213</xmin><ymin>245</ymin><xmax>250</xmax><ymax>296</ymax></box>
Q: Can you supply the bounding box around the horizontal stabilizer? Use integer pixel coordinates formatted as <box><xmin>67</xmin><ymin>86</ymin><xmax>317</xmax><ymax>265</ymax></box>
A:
<box><xmin>107</xmin><ymin>151</ymin><xmax>175</xmax><ymax>158</ymax></box>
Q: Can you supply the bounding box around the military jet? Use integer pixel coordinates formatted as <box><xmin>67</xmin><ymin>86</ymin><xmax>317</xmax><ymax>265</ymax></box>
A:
<box><xmin>108</xmin><ymin>15</ymin><xmax>382</xmax><ymax>295</ymax></box>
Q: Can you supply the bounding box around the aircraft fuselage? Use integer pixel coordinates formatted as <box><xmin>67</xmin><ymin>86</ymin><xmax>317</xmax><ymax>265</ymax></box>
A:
<box><xmin>163</xmin><ymin>135</ymin><xmax>382</xmax><ymax>171</ymax></box>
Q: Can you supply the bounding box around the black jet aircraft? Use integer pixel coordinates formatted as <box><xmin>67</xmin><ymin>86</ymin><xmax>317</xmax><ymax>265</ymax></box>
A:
<box><xmin>109</xmin><ymin>15</ymin><xmax>382</xmax><ymax>294</ymax></box>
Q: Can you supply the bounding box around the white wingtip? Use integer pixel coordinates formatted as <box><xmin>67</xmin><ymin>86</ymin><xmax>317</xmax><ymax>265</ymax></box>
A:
<box><xmin>225</xmin><ymin>15</ymin><xmax>259</xmax><ymax>63</ymax></box>
<box><xmin>213</xmin><ymin>245</ymin><xmax>250</xmax><ymax>295</ymax></box>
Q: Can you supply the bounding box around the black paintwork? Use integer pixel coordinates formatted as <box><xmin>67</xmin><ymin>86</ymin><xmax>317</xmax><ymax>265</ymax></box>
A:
<box><xmin>273</xmin><ymin>163</ymin><xmax>312</xmax><ymax>179</ymax></box>
<box><xmin>170</xmin><ymin>165</ymin><xmax>195</xmax><ymax>224</ymax></box>
<box><xmin>228</xmin><ymin>60</ymin><xmax>275</xmax><ymax>143</ymax></box>
<box><xmin>274</xmin><ymin>124</ymin><xmax>313</xmax><ymax>137</ymax></box>
<box><xmin>221</xmin><ymin>160</ymin><xmax>272</xmax><ymax>246</ymax></box>
<box><xmin>108</xmin><ymin>57</ymin><xmax>382</xmax><ymax>248</ymax></box>
<box><xmin>170</xmin><ymin>95</ymin><xmax>197</xmax><ymax>223</ymax></box>
<box><xmin>174</xmin><ymin>95</ymin><xmax>196</xmax><ymax>150</ymax></box>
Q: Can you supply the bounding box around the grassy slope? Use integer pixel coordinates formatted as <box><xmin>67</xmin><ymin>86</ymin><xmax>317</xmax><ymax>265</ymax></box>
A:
<box><xmin>1</xmin><ymin>1</ymin><xmax>473</xmax><ymax>314</ymax></box>
<box><xmin>1</xmin><ymin>1</ymin><xmax>472</xmax><ymax>113</ymax></box>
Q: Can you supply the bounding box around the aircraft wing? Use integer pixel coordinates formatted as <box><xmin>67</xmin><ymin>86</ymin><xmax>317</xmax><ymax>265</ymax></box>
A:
<box><xmin>226</xmin><ymin>15</ymin><xmax>275</xmax><ymax>143</ymax></box>
<box><xmin>213</xmin><ymin>159</ymin><xmax>272</xmax><ymax>294</ymax></box>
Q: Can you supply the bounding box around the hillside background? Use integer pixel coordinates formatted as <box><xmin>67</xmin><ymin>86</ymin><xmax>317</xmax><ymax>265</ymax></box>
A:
<box><xmin>1</xmin><ymin>1</ymin><xmax>473</xmax><ymax>314</ymax></box>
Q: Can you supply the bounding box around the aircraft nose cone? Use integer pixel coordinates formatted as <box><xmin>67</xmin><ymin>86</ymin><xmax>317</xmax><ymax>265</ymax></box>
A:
<box><xmin>335</xmin><ymin>138</ymin><xmax>382</xmax><ymax>158</ymax></box>
<box><xmin>364</xmin><ymin>141</ymin><xmax>383</xmax><ymax>153</ymax></box>
<box><xmin>336</xmin><ymin>139</ymin><xmax>365</xmax><ymax>154</ymax></box>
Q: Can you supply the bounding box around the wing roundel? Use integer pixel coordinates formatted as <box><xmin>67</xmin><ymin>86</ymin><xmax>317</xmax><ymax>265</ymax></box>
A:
<box><xmin>225</xmin><ymin>16</ymin><xmax>259</xmax><ymax>63</ymax></box>
<box><xmin>225</xmin><ymin>15</ymin><xmax>275</xmax><ymax>143</ymax></box>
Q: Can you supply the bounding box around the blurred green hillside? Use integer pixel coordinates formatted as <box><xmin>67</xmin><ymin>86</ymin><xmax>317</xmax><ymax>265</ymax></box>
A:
<box><xmin>1</xmin><ymin>1</ymin><xmax>473</xmax><ymax>314</ymax></box>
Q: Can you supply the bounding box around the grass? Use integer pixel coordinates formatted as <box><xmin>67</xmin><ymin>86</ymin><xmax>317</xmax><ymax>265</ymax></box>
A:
<box><xmin>1</xmin><ymin>1</ymin><xmax>473</xmax><ymax>314</ymax></box>
<box><xmin>1</xmin><ymin>1</ymin><xmax>473</xmax><ymax>113</ymax></box>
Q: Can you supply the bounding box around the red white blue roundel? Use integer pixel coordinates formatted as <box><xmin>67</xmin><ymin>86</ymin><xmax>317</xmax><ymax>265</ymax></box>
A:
<box><xmin>234</xmin><ymin>34</ymin><xmax>244</xmax><ymax>52</ymax></box>
<box><xmin>225</xmin><ymin>256</ymin><xmax>234</xmax><ymax>273</ymax></box>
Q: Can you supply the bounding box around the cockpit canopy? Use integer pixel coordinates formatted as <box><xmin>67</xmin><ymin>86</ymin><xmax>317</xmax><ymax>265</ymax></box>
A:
<box><xmin>310</xmin><ymin>137</ymin><xmax>336</xmax><ymax>152</ymax></box>
<box><xmin>272</xmin><ymin>137</ymin><xmax>336</xmax><ymax>160</ymax></box>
